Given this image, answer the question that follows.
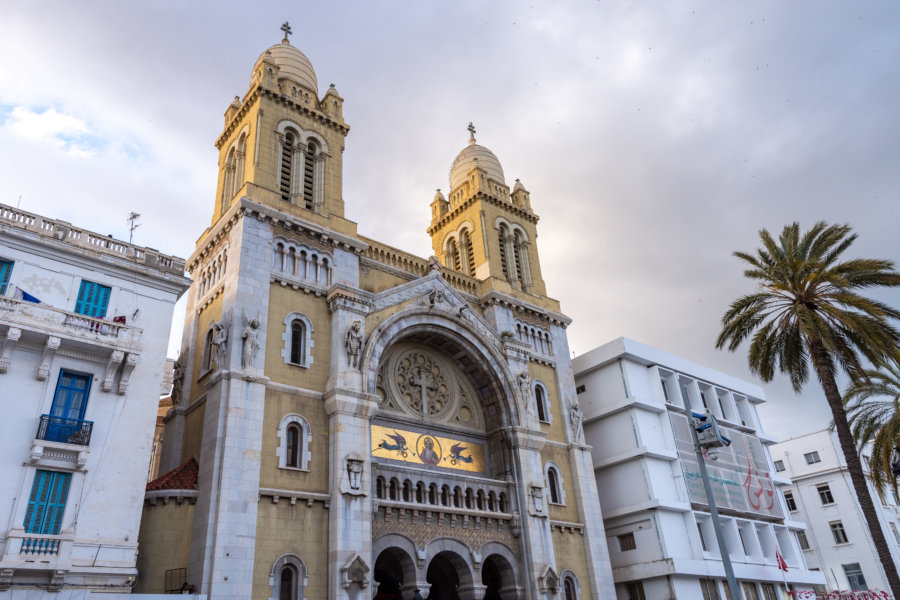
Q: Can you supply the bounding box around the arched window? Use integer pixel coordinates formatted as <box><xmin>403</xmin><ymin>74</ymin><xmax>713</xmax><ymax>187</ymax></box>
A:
<box><xmin>271</xmin><ymin>554</ymin><xmax>306</xmax><ymax>600</ymax></box>
<box><xmin>233</xmin><ymin>133</ymin><xmax>246</xmax><ymax>200</ymax></box>
<box><xmin>280</xmin><ymin>131</ymin><xmax>296</xmax><ymax>203</ymax></box>
<box><xmin>498</xmin><ymin>225</ymin><xmax>511</xmax><ymax>280</ymax></box>
<box><xmin>277</xmin><ymin>414</ymin><xmax>311</xmax><ymax>470</ymax></box>
<box><xmin>222</xmin><ymin>147</ymin><xmax>235</xmax><ymax>215</ymax></box>
<box><xmin>548</xmin><ymin>469</ymin><xmax>560</xmax><ymax>504</ymax></box>
<box><xmin>545</xmin><ymin>462</ymin><xmax>566</xmax><ymax>505</ymax></box>
<box><xmin>447</xmin><ymin>238</ymin><xmax>461</xmax><ymax>272</ymax></box>
<box><xmin>286</xmin><ymin>424</ymin><xmax>300</xmax><ymax>467</ymax></box>
<box><xmin>513</xmin><ymin>230</ymin><xmax>524</xmax><ymax>281</ymax></box>
<box><xmin>203</xmin><ymin>328</ymin><xmax>215</xmax><ymax>371</ymax></box>
<box><xmin>460</xmin><ymin>229</ymin><xmax>475</xmax><ymax>276</ymax></box>
<box><xmin>290</xmin><ymin>320</ymin><xmax>304</xmax><ymax>365</ymax></box>
<box><xmin>281</xmin><ymin>312</ymin><xmax>314</xmax><ymax>368</ymax></box>
<box><xmin>302</xmin><ymin>141</ymin><xmax>317</xmax><ymax>210</ymax></box>
<box><xmin>279</xmin><ymin>565</ymin><xmax>295</xmax><ymax>600</ymax></box>
<box><xmin>563</xmin><ymin>573</ymin><xmax>579</xmax><ymax>600</ymax></box>
<box><xmin>536</xmin><ymin>386</ymin><xmax>548</xmax><ymax>423</ymax></box>
<box><xmin>376</xmin><ymin>477</ymin><xmax>385</xmax><ymax>499</ymax></box>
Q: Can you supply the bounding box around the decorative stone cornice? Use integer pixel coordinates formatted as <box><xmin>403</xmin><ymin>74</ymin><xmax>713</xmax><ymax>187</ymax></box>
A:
<box><xmin>327</xmin><ymin>284</ymin><xmax>374</xmax><ymax>315</ymax></box>
<box><xmin>479</xmin><ymin>291</ymin><xmax>571</xmax><ymax>328</ymax></box>
<box><xmin>215</xmin><ymin>90</ymin><xmax>260</xmax><ymax>149</ymax></box>
<box><xmin>258</xmin><ymin>86</ymin><xmax>350</xmax><ymax>135</ymax></box>
<box><xmin>258</xmin><ymin>487</ymin><xmax>331</xmax><ymax>508</ymax></box>
<box><xmin>427</xmin><ymin>191</ymin><xmax>538</xmax><ymax>235</ymax></box>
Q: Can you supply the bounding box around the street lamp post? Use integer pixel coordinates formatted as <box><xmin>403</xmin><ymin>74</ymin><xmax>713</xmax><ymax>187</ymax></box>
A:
<box><xmin>690</xmin><ymin>410</ymin><xmax>741</xmax><ymax>600</ymax></box>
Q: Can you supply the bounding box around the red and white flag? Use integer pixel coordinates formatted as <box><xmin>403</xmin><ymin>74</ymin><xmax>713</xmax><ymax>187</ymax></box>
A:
<box><xmin>776</xmin><ymin>550</ymin><xmax>788</xmax><ymax>572</ymax></box>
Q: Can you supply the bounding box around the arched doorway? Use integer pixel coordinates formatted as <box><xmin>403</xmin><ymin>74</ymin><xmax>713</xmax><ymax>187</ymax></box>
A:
<box><xmin>426</xmin><ymin>552</ymin><xmax>461</xmax><ymax>600</ymax></box>
<box><xmin>482</xmin><ymin>553</ymin><xmax>517</xmax><ymax>600</ymax></box>
<box><xmin>375</xmin><ymin>548</ymin><xmax>414</xmax><ymax>600</ymax></box>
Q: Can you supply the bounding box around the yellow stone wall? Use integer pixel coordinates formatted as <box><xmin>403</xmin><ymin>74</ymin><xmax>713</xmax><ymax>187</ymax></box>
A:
<box><xmin>190</xmin><ymin>293</ymin><xmax>224</xmax><ymax>401</ymax></box>
<box><xmin>552</xmin><ymin>529</ymin><xmax>594</xmax><ymax>600</ymax></box>
<box><xmin>134</xmin><ymin>502</ymin><xmax>195</xmax><ymax>594</ymax></box>
<box><xmin>529</xmin><ymin>363</ymin><xmax>566</xmax><ymax>443</ymax></box>
<box><xmin>264</xmin><ymin>284</ymin><xmax>331</xmax><ymax>390</ymax></box>
<box><xmin>253</xmin><ymin>501</ymin><xmax>329</xmax><ymax>600</ymax></box>
<box><xmin>180</xmin><ymin>402</ymin><xmax>206</xmax><ymax>466</ymax></box>
<box><xmin>259</xmin><ymin>388</ymin><xmax>329</xmax><ymax>492</ymax></box>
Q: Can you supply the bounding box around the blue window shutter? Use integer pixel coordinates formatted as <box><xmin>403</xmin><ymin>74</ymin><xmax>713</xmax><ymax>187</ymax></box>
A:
<box><xmin>0</xmin><ymin>259</ymin><xmax>12</xmax><ymax>295</ymax></box>
<box><xmin>24</xmin><ymin>471</ymin><xmax>71</xmax><ymax>534</ymax></box>
<box><xmin>75</xmin><ymin>281</ymin><xmax>111</xmax><ymax>318</ymax></box>
<box><xmin>44</xmin><ymin>473</ymin><xmax>71</xmax><ymax>534</ymax></box>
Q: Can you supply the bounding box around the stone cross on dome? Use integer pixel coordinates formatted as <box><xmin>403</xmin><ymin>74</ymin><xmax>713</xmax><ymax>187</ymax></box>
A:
<box><xmin>467</xmin><ymin>122</ymin><xmax>476</xmax><ymax>144</ymax></box>
<box><xmin>281</xmin><ymin>21</ymin><xmax>292</xmax><ymax>42</ymax></box>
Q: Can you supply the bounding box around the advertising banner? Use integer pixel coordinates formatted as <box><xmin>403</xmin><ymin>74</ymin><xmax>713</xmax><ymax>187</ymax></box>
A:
<box><xmin>669</xmin><ymin>411</ymin><xmax>783</xmax><ymax>520</ymax></box>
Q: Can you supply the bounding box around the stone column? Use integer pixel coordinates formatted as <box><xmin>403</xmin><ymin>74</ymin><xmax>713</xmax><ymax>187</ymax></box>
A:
<box><xmin>326</xmin><ymin>287</ymin><xmax>375</xmax><ymax>600</ymax></box>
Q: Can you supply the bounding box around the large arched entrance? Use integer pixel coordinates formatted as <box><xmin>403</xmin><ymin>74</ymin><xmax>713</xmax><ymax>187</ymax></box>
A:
<box><xmin>482</xmin><ymin>553</ymin><xmax>517</xmax><ymax>600</ymax></box>
<box><xmin>426</xmin><ymin>552</ymin><xmax>460</xmax><ymax>600</ymax></box>
<box><xmin>374</xmin><ymin>547</ymin><xmax>416</xmax><ymax>600</ymax></box>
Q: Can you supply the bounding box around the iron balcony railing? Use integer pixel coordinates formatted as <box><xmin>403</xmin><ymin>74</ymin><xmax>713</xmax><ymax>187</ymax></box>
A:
<box><xmin>36</xmin><ymin>414</ymin><xmax>93</xmax><ymax>446</ymax></box>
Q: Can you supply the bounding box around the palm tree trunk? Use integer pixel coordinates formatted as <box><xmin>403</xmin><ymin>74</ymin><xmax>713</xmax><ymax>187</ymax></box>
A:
<box><xmin>808</xmin><ymin>340</ymin><xmax>900</xmax><ymax>596</ymax></box>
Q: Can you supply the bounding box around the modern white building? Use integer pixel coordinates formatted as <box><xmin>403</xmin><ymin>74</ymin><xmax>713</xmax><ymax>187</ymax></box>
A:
<box><xmin>0</xmin><ymin>203</ymin><xmax>189</xmax><ymax>594</ymax></box>
<box><xmin>573</xmin><ymin>338</ymin><xmax>825</xmax><ymax>600</ymax></box>
<box><xmin>770</xmin><ymin>429</ymin><xmax>900</xmax><ymax>596</ymax></box>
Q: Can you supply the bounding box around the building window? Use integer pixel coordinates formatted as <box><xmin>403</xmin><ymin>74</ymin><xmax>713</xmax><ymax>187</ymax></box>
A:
<box><xmin>817</xmin><ymin>484</ymin><xmax>835</xmax><ymax>505</ymax></box>
<box><xmin>784</xmin><ymin>490</ymin><xmax>797</xmax><ymax>512</ymax></box>
<box><xmin>774</xmin><ymin>460</ymin><xmax>785</xmax><ymax>472</ymax></box>
<box><xmin>842</xmin><ymin>563</ymin><xmax>867</xmax><ymax>592</ymax></box>
<box><xmin>535</xmin><ymin>385</ymin><xmax>549</xmax><ymax>423</ymax></box>
<box><xmin>281</xmin><ymin>312</ymin><xmax>314</xmax><ymax>368</ymax></box>
<box><xmin>564</xmin><ymin>575</ymin><xmax>578</xmax><ymax>600</ymax></box>
<box><xmin>460</xmin><ymin>229</ymin><xmax>475</xmax><ymax>276</ymax></box>
<box><xmin>830</xmin><ymin>521</ymin><xmax>849</xmax><ymax>544</ymax></box>
<box><xmin>575</xmin><ymin>384</ymin><xmax>585</xmax><ymax>394</ymax></box>
<box><xmin>24</xmin><ymin>470</ymin><xmax>71</xmax><ymax>534</ymax></box>
<box><xmin>618</xmin><ymin>532</ymin><xmax>636</xmax><ymax>551</ymax></box>
<box><xmin>625</xmin><ymin>582</ymin><xmax>646</xmax><ymax>600</ymax></box>
<box><xmin>797</xmin><ymin>529</ymin><xmax>810</xmax><ymax>551</ymax></box>
<box><xmin>271</xmin><ymin>554</ymin><xmax>306</xmax><ymax>600</ymax></box>
<box><xmin>804</xmin><ymin>451</ymin><xmax>821</xmax><ymax>464</ymax></box>
<box><xmin>0</xmin><ymin>259</ymin><xmax>12</xmax><ymax>295</ymax></box>
<box><xmin>277</xmin><ymin>414</ymin><xmax>311</xmax><ymax>470</ymax></box>
<box><xmin>697</xmin><ymin>522</ymin><xmax>709</xmax><ymax>551</ymax></box>
<box><xmin>699</xmin><ymin>578</ymin><xmax>720</xmax><ymax>600</ymax></box>
<box><xmin>760</xmin><ymin>583</ymin><xmax>778</xmax><ymax>600</ymax></box>
<box><xmin>738</xmin><ymin>527</ymin><xmax>751</xmax><ymax>555</ymax></box>
<box><xmin>302</xmin><ymin>141</ymin><xmax>317</xmax><ymax>210</ymax></box>
<box><xmin>74</xmin><ymin>280</ymin><xmax>111</xmax><ymax>318</ymax></box>
<box><xmin>51</xmin><ymin>370</ymin><xmax>91</xmax><ymax>421</ymax></box>
<box><xmin>741</xmin><ymin>581</ymin><xmax>760</xmax><ymax>600</ymax></box>
<box><xmin>545</xmin><ymin>463</ymin><xmax>565</xmax><ymax>505</ymax></box>
<box><xmin>498</xmin><ymin>224</ymin><xmax>511</xmax><ymax>280</ymax></box>
<box><xmin>890</xmin><ymin>522</ymin><xmax>900</xmax><ymax>545</ymax></box>
<box><xmin>280</xmin><ymin>131</ymin><xmax>296</xmax><ymax>203</ymax></box>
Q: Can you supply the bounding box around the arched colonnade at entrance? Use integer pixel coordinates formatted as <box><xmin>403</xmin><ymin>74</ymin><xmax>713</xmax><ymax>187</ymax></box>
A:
<box><xmin>373</xmin><ymin>534</ymin><xmax>521</xmax><ymax>600</ymax></box>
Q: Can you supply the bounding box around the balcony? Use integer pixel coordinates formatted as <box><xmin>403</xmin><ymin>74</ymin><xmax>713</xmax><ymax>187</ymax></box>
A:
<box><xmin>36</xmin><ymin>414</ymin><xmax>93</xmax><ymax>446</ymax></box>
<box><xmin>0</xmin><ymin>296</ymin><xmax>141</xmax><ymax>352</ymax></box>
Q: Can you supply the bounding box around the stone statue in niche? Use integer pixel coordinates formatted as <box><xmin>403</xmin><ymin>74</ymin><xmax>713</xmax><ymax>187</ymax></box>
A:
<box><xmin>569</xmin><ymin>397</ymin><xmax>585</xmax><ymax>443</ymax></box>
<box><xmin>171</xmin><ymin>350</ymin><xmax>187</xmax><ymax>403</ymax></box>
<box><xmin>345</xmin><ymin>320</ymin><xmax>364</xmax><ymax>369</ymax></box>
<box><xmin>210</xmin><ymin>321</ymin><xmax>228</xmax><ymax>370</ymax></box>
<box><xmin>346</xmin><ymin>453</ymin><xmax>364</xmax><ymax>491</ymax></box>
<box><xmin>517</xmin><ymin>371</ymin><xmax>531</xmax><ymax>399</ymax></box>
<box><xmin>241</xmin><ymin>312</ymin><xmax>260</xmax><ymax>369</ymax></box>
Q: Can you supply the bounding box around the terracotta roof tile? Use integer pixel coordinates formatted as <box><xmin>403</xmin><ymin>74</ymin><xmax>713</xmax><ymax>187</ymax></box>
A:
<box><xmin>146</xmin><ymin>457</ymin><xmax>198</xmax><ymax>491</ymax></box>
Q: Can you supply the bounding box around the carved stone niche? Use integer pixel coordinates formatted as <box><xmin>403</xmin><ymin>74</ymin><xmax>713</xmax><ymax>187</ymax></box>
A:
<box><xmin>538</xmin><ymin>565</ymin><xmax>559</xmax><ymax>595</ymax></box>
<box><xmin>340</xmin><ymin>553</ymin><xmax>369</xmax><ymax>590</ymax></box>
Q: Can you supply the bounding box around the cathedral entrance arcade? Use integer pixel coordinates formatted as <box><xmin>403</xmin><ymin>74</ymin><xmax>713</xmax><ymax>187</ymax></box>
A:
<box><xmin>373</xmin><ymin>536</ymin><xmax>519</xmax><ymax>600</ymax></box>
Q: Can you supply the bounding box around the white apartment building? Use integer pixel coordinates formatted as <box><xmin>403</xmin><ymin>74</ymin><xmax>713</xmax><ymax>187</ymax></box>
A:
<box><xmin>573</xmin><ymin>338</ymin><xmax>825</xmax><ymax>600</ymax></box>
<box><xmin>770</xmin><ymin>429</ymin><xmax>900</xmax><ymax>596</ymax></box>
<box><xmin>0</xmin><ymin>204</ymin><xmax>189</xmax><ymax>595</ymax></box>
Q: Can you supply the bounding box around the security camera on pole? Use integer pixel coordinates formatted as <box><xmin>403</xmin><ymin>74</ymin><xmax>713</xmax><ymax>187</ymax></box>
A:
<box><xmin>690</xmin><ymin>409</ymin><xmax>741</xmax><ymax>600</ymax></box>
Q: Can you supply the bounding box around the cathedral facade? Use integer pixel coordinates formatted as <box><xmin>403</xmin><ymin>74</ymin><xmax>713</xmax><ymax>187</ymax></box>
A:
<box><xmin>139</xmin><ymin>26</ymin><xmax>613</xmax><ymax>600</ymax></box>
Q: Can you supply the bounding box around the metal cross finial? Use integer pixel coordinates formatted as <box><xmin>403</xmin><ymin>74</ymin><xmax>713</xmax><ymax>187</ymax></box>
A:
<box><xmin>467</xmin><ymin>122</ymin><xmax>476</xmax><ymax>144</ymax></box>
<box><xmin>281</xmin><ymin>21</ymin><xmax>292</xmax><ymax>42</ymax></box>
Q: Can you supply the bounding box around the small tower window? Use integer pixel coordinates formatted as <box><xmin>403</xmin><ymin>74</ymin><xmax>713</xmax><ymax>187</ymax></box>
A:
<box><xmin>498</xmin><ymin>225</ymin><xmax>510</xmax><ymax>280</ymax></box>
<box><xmin>513</xmin><ymin>231</ymin><xmax>524</xmax><ymax>281</ymax></box>
<box><xmin>290</xmin><ymin>320</ymin><xmax>304</xmax><ymax>365</ymax></box>
<box><xmin>447</xmin><ymin>238</ymin><xmax>461</xmax><ymax>272</ymax></box>
<box><xmin>461</xmin><ymin>229</ymin><xmax>475</xmax><ymax>276</ymax></box>
<box><xmin>286</xmin><ymin>424</ymin><xmax>300</xmax><ymax>468</ymax></box>
<box><xmin>536</xmin><ymin>386</ymin><xmax>548</xmax><ymax>423</ymax></box>
<box><xmin>280</xmin><ymin>132</ymin><xmax>296</xmax><ymax>202</ymax></box>
<box><xmin>302</xmin><ymin>141</ymin><xmax>317</xmax><ymax>210</ymax></box>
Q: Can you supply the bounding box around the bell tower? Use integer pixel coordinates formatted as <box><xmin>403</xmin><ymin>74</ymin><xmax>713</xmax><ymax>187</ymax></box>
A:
<box><xmin>211</xmin><ymin>23</ymin><xmax>349</xmax><ymax>226</ymax></box>
<box><xmin>427</xmin><ymin>124</ymin><xmax>547</xmax><ymax>296</ymax></box>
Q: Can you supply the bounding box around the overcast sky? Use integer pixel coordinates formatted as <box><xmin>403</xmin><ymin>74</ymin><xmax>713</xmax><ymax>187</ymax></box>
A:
<box><xmin>2</xmin><ymin>1</ymin><xmax>898</xmax><ymax>440</ymax></box>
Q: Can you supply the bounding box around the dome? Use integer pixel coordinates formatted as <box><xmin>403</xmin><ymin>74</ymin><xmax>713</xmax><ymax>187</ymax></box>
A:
<box><xmin>449</xmin><ymin>128</ymin><xmax>505</xmax><ymax>192</ymax></box>
<box><xmin>253</xmin><ymin>40</ymin><xmax>318</xmax><ymax>95</ymax></box>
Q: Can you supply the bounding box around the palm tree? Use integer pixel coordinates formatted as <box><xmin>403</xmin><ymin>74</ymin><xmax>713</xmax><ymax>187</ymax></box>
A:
<box><xmin>716</xmin><ymin>222</ymin><xmax>900</xmax><ymax>596</ymax></box>
<box><xmin>845</xmin><ymin>359</ymin><xmax>900</xmax><ymax>499</ymax></box>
